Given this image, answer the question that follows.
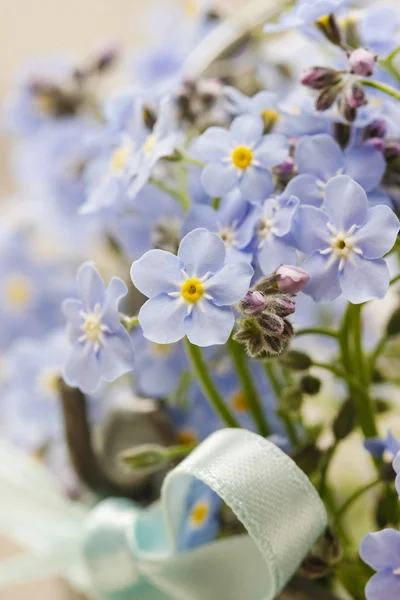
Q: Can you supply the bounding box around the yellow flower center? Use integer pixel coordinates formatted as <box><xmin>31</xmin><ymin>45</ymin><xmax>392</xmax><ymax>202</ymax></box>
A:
<box><xmin>232</xmin><ymin>146</ymin><xmax>253</xmax><ymax>170</ymax></box>
<box><xmin>151</xmin><ymin>343</ymin><xmax>173</xmax><ymax>357</ymax></box>
<box><xmin>184</xmin><ymin>0</ymin><xmax>200</xmax><ymax>19</ymax></box>
<box><xmin>316</xmin><ymin>13</ymin><xmax>331</xmax><ymax>28</ymax></box>
<box><xmin>231</xmin><ymin>390</ymin><xmax>248</xmax><ymax>413</ymax></box>
<box><xmin>144</xmin><ymin>134</ymin><xmax>156</xmax><ymax>153</ymax></box>
<box><xmin>35</xmin><ymin>92</ymin><xmax>55</xmax><ymax>114</ymax></box>
<box><xmin>177</xmin><ymin>429</ymin><xmax>198</xmax><ymax>446</ymax></box>
<box><xmin>261</xmin><ymin>109</ymin><xmax>280</xmax><ymax>132</ymax></box>
<box><xmin>4</xmin><ymin>274</ymin><xmax>33</xmax><ymax>311</ymax></box>
<box><xmin>37</xmin><ymin>368</ymin><xmax>60</xmax><ymax>397</ymax></box>
<box><xmin>190</xmin><ymin>501</ymin><xmax>209</xmax><ymax>527</ymax></box>
<box><xmin>82</xmin><ymin>312</ymin><xmax>104</xmax><ymax>343</ymax></box>
<box><xmin>181</xmin><ymin>278</ymin><xmax>204</xmax><ymax>303</ymax></box>
<box><xmin>110</xmin><ymin>144</ymin><xmax>131</xmax><ymax>172</ymax></box>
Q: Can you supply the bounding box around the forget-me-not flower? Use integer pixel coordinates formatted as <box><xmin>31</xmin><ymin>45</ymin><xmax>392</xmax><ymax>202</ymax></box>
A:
<box><xmin>360</xmin><ymin>528</ymin><xmax>400</xmax><ymax>599</ymax></box>
<box><xmin>293</xmin><ymin>175</ymin><xmax>400</xmax><ymax>303</ymax></box>
<box><xmin>253</xmin><ymin>194</ymin><xmax>299</xmax><ymax>274</ymax></box>
<box><xmin>264</xmin><ymin>0</ymin><xmax>348</xmax><ymax>34</ymax></box>
<box><xmin>177</xmin><ymin>479</ymin><xmax>221</xmax><ymax>552</ymax></box>
<box><xmin>223</xmin><ymin>87</ymin><xmax>283</xmax><ymax>132</ymax></box>
<box><xmin>195</xmin><ymin>115</ymin><xmax>289</xmax><ymax>203</ymax></box>
<box><xmin>131</xmin><ymin>228</ymin><xmax>254</xmax><ymax>346</ymax></box>
<box><xmin>285</xmin><ymin>134</ymin><xmax>387</xmax><ymax>208</ymax></box>
<box><xmin>62</xmin><ymin>262</ymin><xmax>134</xmax><ymax>393</ymax></box>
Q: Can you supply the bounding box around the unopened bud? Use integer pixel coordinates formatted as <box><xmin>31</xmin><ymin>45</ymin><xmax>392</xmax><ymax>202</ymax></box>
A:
<box><xmin>264</xmin><ymin>294</ymin><xmax>296</xmax><ymax>318</ymax></box>
<box><xmin>365</xmin><ymin>137</ymin><xmax>385</xmax><ymax>152</ymax></box>
<box><xmin>276</xmin><ymin>265</ymin><xmax>310</xmax><ymax>294</ymax></box>
<box><xmin>301</xmin><ymin>374</ymin><xmax>322</xmax><ymax>396</ymax></box>
<box><xmin>316</xmin><ymin>14</ymin><xmax>341</xmax><ymax>46</ymax></box>
<box><xmin>240</xmin><ymin>291</ymin><xmax>267</xmax><ymax>315</ymax></box>
<box><xmin>315</xmin><ymin>85</ymin><xmax>339</xmax><ymax>111</ymax></box>
<box><xmin>119</xmin><ymin>444</ymin><xmax>167</xmax><ymax>475</ymax></box>
<box><xmin>363</xmin><ymin>119</ymin><xmax>387</xmax><ymax>140</ymax></box>
<box><xmin>384</xmin><ymin>139</ymin><xmax>400</xmax><ymax>161</ymax></box>
<box><xmin>343</xmin><ymin>79</ymin><xmax>366</xmax><ymax>109</ymax></box>
<box><xmin>301</xmin><ymin>66</ymin><xmax>340</xmax><ymax>90</ymax></box>
<box><xmin>275</xmin><ymin>156</ymin><xmax>295</xmax><ymax>176</ymax></box>
<box><xmin>348</xmin><ymin>48</ymin><xmax>377</xmax><ymax>77</ymax></box>
<box><xmin>280</xmin><ymin>350</ymin><xmax>312</xmax><ymax>371</ymax></box>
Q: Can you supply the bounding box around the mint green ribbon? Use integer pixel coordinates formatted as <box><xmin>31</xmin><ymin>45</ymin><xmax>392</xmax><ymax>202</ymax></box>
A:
<box><xmin>0</xmin><ymin>429</ymin><xmax>327</xmax><ymax>599</ymax></box>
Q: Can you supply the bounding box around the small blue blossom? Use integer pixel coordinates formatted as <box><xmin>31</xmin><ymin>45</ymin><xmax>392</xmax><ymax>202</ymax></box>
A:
<box><xmin>62</xmin><ymin>262</ymin><xmax>134</xmax><ymax>393</ymax></box>
<box><xmin>360</xmin><ymin>4</ymin><xmax>400</xmax><ymax>55</ymax></box>
<box><xmin>182</xmin><ymin>191</ymin><xmax>256</xmax><ymax>263</ymax></box>
<box><xmin>223</xmin><ymin>87</ymin><xmax>284</xmax><ymax>132</ymax></box>
<box><xmin>293</xmin><ymin>175</ymin><xmax>400</xmax><ymax>303</ymax></box>
<box><xmin>360</xmin><ymin>529</ymin><xmax>400</xmax><ymax>599</ymax></box>
<box><xmin>131</xmin><ymin>228</ymin><xmax>254</xmax><ymax>346</ymax></box>
<box><xmin>177</xmin><ymin>479</ymin><xmax>221</xmax><ymax>552</ymax></box>
<box><xmin>364</xmin><ymin>431</ymin><xmax>400</xmax><ymax>460</ymax></box>
<box><xmin>195</xmin><ymin>115</ymin><xmax>289</xmax><ymax>203</ymax></box>
<box><xmin>264</xmin><ymin>0</ymin><xmax>348</xmax><ymax>34</ymax></box>
<box><xmin>252</xmin><ymin>194</ymin><xmax>299</xmax><ymax>274</ymax></box>
<box><xmin>285</xmin><ymin>134</ymin><xmax>387</xmax><ymax>208</ymax></box>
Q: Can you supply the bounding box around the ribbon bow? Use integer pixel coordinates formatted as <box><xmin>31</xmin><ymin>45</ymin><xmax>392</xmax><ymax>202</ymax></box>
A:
<box><xmin>0</xmin><ymin>429</ymin><xmax>327</xmax><ymax>599</ymax></box>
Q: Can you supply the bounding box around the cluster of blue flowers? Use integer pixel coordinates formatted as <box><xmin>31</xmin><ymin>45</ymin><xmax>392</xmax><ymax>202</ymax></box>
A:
<box><xmin>3</xmin><ymin>0</ymin><xmax>400</xmax><ymax>587</ymax></box>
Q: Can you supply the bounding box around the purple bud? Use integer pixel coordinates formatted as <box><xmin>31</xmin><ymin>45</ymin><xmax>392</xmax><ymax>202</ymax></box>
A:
<box><xmin>276</xmin><ymin>265</ymin><xmax>310</xmax><ymax>294</ymax></box>
<box><xmin>344</xmin><ymin>79</ymin><xmax>366</xmax><ymax>109</ymax></box>
<box><xmin>365</xmin><ymin>137</ymin><xmax>385</xmax><ymax>153</ymax></box>
<box><xmin>301</xmin><ymin>67</ymin><xmax>340</xmax><ymax>90</ymax></box>
<box><xmin>266</xmin><ymin>295</ymin><xmax>296</xmax><ymax>317</ymax></box>
<box><xmin>384</xmin><ymin>139</ymin><xmax>400</xmax><ymax>160</ymax></box>
<box><xmin>315</xmin><ymin>86</ymin><xmax>339</xmax><ymax>111</ymax></box>
<box><xmin>349</xmin><ymin>48</ymin><xmax>377</xmax><ymax>77</ymax></box>
<box><xmin>363</xmin><ymin>119</ymin><xmax>387</xmax><ymax>140</ymax></box>
<box><xmin>275</xmin><ymin>156</ymin><xmax>295</xmax><ymax>176</ymax></box>
<box><xmin>240</xmin><ymin>291</ymin><xmax>267</xmax><ymax>315</ymax></box>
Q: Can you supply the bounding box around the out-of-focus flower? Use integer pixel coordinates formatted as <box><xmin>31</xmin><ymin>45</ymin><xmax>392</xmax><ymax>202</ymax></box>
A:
<box><xmin>177</xmin><ymin>479</ymin><xmax>221</xmax><ymax>552</ymax></box>
<box><xmin>62</xmin><ymin>262</ymin><xmax>134</xmax><ymax>393</ymax></box>
<box><xmin>264</xmin><ymin>0</ymin><xmax>348</xmax><ymax>34</ymax></box>
<box><xmin>360</xmin><ymin>529</ymin><xmax>400</xmax><ymax>599</ymax></box>
<box><xmin>131</xmin><ymin>228</ymin><xmax>253</xmax><ymax>346</ymax></box>
<box><xmin>293</xmin><ymin>175</ymin><xmax>400</xmax><ymax>303</ymax></box>
<box><xmin>195</xmin><ymin>115</ymin><xmax>289</xmax><ymax>202</ymax></box>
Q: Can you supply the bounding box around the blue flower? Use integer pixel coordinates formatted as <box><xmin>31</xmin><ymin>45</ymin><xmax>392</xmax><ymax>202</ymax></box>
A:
<box><xmin>293</xmin><ymin>175</ymin><xmax>400</xmax><ymax>303</ymax></box>
<box><xmin>253</xmin><ymin>194</ymin><xmax>299</xmax><ymax>274</ymax></box>
<box><xmin>264</xmin><ymin>0</ymin><xmax>348</xmax><ymax>34</ymax></box>
<box><xmin>364</xmin><ymin>431</ymin><xmax>400</xmax><ymax>460</ymax></box>
<box><xmin>360</xmin><ymin>4</ymin><xmax>400</xmax><ymax>55</ymax></box>
<box><xmin>223</xmin><ymin>87</ymin><xmax>284</xmax><ymax>132</ymax></box>
<box><xmin>182</xmin><ymin>191</ymin><xmax>256</xmax><ymax>263</ymax></box>
<box><xmin>285</xmin><ymin>134</ymin><xmax>387</xmax><ymax>208</ymax></box>
<box><xmin>62</xmin><ymin>262</ymin><xmax>134</xmax><ymax>393</ymax></box>
<box><xmin>392</xmin><ymin>450</ymin><xmax>400</xmax><ymax>498</ymax></box>
<box><xmin>195</xmin><ymin>115</ymin><xmax>289</xmax><ymax>203</ymax></box>
<box><xmin>177</xmin><ymin>479</ymin><xmax>221</xmax><ymax>552</ymax></box>
<box><xmin>360</xmin><ymin>529</ymin><xmax>400</xmax><ymax>599</ymax></box>
<box><xmin>131</xmin><ymin>228</ymin><xmax>254</xmax><ymax>346</ymax></box>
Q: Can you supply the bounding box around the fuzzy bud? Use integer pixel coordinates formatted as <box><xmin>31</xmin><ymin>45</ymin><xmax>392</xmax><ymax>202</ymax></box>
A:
<box><xmin>301</xmin><ymin>66</ymin><xmax>340</xmax><ymax>90</ymax></box>
<box><xmin>239</xmin><ymin>291</ymin><xmax>268</xmax><ymax>316</ymax></box>
<box><xmin>348</xmin><ymin>48</ymin><xmax>377</xmax><ymax>77</ymax></box>
<box><xmin>363</xmin><ymin>119</ymin><xmax>387</xmax><ymax>140</ymax></box>
<box><xmin>280</xmin><ymin>350</ymin><xmax>312</xmax><ymax>371</ymax></box>
<box><xmin>343</xmin><ymin>79</ymin><xmax>366</xmax><ymax>109</ymax></box>
<box><xmin>276</xmin><ymin>265</ymin><xmax>310</xmax><ymax>294</ymax></box>
<box><xmin>264</xmin><ymin>294</ymin><xmax>296</xmax><ymax>318</ymax></box>
<box><xmin>315</xmin><ymin>85</ymin><xmax>340</xmax><ymax>111</ymax></box>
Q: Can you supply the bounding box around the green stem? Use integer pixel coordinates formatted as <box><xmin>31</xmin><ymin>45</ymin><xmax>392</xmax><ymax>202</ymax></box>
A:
<box><xmin>295</xmin><ymin>327</ymin><xmax>338</xmax><ymax>340</ymax></box>
<box><xmin>180</xmin><ymin>152</ymin><xmax>206</xmax><ymax>169</ymax></box>
<box><xmin>164</xmin><ymin>443</ymin><xmax>197</xmax><ymax>461</ymax></box>
<box><xmin>361</xmin><ymin>79</ymin><xmax>400</xmax><ymax>102</ymax></box>
<box><xmin>369</xmin><ymin>335</ymin><xmax>388</xmax><ymax>373</ymax></box>
<box><xmin>390</xmin><ymin>273</ymin><xmax>400</xmax><ymax>286</ymax></box>
<box><xmin>178</xmin><ymin>163</ymin><xmax>192</xmax><ymax>212</ymax></box>
<box><xmin>334</xmin><ymin>479</ymin><xmax>382</xmax><ymax>524</ymax></box>
<box><xmin>150</xmin><ymin>178</ymin><xmax>190</xmax><ymax>212</ymax></box>
<box><xmin>264</xmin><ymin>361</ymin><xmax>299</xmax><ymax>445</ymax></box>
<box><xmin>386</xmin><ymin>44</ymin><xmax>400</xmax><ymax>64</ymax></box>
<box><xmin>185</xmin><ymin>339</ymin><xmax>240</xmax><ymax>428</ymax></box>
<box><xmin>120</xmin><ymin>314</ymin><xmax>139</xmax><ymax>331</ymax></box>
<box><xmin>312</xmin><ymin>362</ymin><xmax>366</xmax><ymax>395</ymax></box>
<box><xmin>227</xmin><ymin>338</ymin><xmax>270</xmax><ymax>436</ymax></box>
<box><xmin>351</xmin><ymin>304</ymin><xmax>370</xmax><ymax>383</ymax></box>
<box><xmin>318</xmin><ymin>444</ymin><xmax>338</xmax><ymax>497</ymax></box>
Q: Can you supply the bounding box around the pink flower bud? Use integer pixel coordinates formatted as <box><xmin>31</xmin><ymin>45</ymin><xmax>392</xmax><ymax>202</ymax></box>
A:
<box><xmin>349</xmin><ymin>48</ymin><xmax>377</xmax><ymax>77</ymax></box>
<box><xmin>301</xmin><ymin>67</ymin><xmax>340</xmax><ymax>90</ymax></box>
<box><xmin>240</xmin><ymin>291</ymin><xmax>267</xmax><ymax>315</ymax></box>
<box><xmin>276</xmin><ymin>265</ymin><xmax>310</xmax><ymax>294</ymax></box>
<box><xmin>343</xmin><ymin>79</ymin><xmax>366</xmax><ymax>109</ymax></box>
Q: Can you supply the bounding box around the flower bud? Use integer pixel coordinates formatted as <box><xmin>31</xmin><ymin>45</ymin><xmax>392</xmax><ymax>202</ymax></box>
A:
<box><xmin>300</xmin><ymin>374</ymin><xmax>322</xmax><ymax>396</ymax></box>
<box><xmin>349</xmin><ymin>48</ymin><xmax>377</xmax><ymax>77</ymax></box>
<box><xmin>315</xmin><ymin>85</ymin><xmax>339</xmax><ymax>111</ymax></box>
<box><xmin>276</xmin><ymin>265</ymin><xmax>310</xmax><ymax>294</ymax></box>
<box><xmin>363</xmin><ymin>119</ymin><xmax>387</xmax><ymax>140</ymax></box>
<box><xmin>275</xmin><ymin>156</ymin><xmax>295</xmax><ymax>176</ymax></box>
<box><xmin>343</xmin><ymin>79</ymin><xmax>366</xmax><ymax>109</ymax></box>
<box><xmin>239</xmin><ymin>291</ymin><xmax>267</xmax><ymax>315</ymax></box>
<box><xmin>119</xmin><ymin>444</ymin><xmax>167</xmax><ymax>475</ymax></box>
<box><xmin>264</xmin><ymin>294</ymin><xmax>296</xmax><ymax>318</ymax></box>
<box><xmin>300</xmin><ymin>66</ymin><xmax>340</xmax><ymax>90</ymax></box>
<box><xmin>384</xmin><ymin>139</ymin><xmax>400</xmax><ymax>161</ymax></box>
<box><xmin>280</xmin><ymin>350</ymin><xmax>312</xmax><ymax>371</ymax></box>
<box><xmin>365</xmin><ymin>137</ymin><xmax>385</xmax><ymax>153</ymax></box>
<box><xmin>316</xmin><ymin>14</ymin><xmax>341</xmax><ymax>46</ymax></box>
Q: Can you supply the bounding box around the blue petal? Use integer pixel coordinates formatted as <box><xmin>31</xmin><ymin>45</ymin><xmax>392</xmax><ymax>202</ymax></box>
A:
<box><xmin>284</xmin><ymin>174</ymin><xmax>323</xmax><ymax>207</ymax></box>
<box><xmin>344</xmin><ymin>146</ymin><xmax>386</xmax><ymax>192</ymax></box>
<box><xmin>273</xmin><ymin>195</ymin><xmax>299</xmax><ymax>236</ymax></box>
<box><xmin>367</xmin><ymin>188</ymin><xmax>393</xmax><ymax>209</ymax></box>
<box><xmin>76</xmin><ymin>262</ymin><xmax>105</xmax><ymax>310</ymax></box>
<box><xmin>99</xmin><ymin>328</ymin><xmax>134</xmax><ymax>382</ymax></box>
<box><xmin>185</xmin><ymin>302</ymin><xmax>234</xmax><ymax>346</ymax></box>
<box><xmin>230</xmin><ymin>115</ymin><xmax>263</xmax><ymax>144</ymax></box>
<box><xmin>324</xmin><ymin>176</ymin><xmax>368</xmax><ymax>230</ymax></box>
<box><xmin>205</xmin><ymin>262</ymin><xmax>254</xmax><ymax>306</ymax></box>
<box><xmin>131</xmin><ymin>250</ymin><xmax>184</xmax><ymax>298</ymax></box>
<box><xmin>293</xmin><ymin>206</ymin><xmax>330</xmax><ymax>254</ymax></box>
<box><xmin>365</xmin><ymin>571</ymin><xmax>400</xmax><ymax>600</ymax></box>
<box><xmin>339</xmin><ymin>256</ymin><xmax>390</xmax><ymax>303</ymax></box>
<box><xmin>238</xmin><ymin>167</ymin><xmax>274</xmax><ymax>203</ymax></box>
<box><xmin>254</xmin><ymin>134</ymin><xmax>289</xmax><ymax>167</ymax></box>
<box><xmin>182</xmin><ymin>205</ymin><xmax>218</xmax><ymax>237</ymax></box>
<box><xmin>200</xmin><ymin>162</ymin><xmax>238</xmax><ymax>197</ymax></box>
<box><xmin>356</xmin><ymin>206</ymin><xmax>400</xmax><ymax>259</ymax></box>
<box><xmin>195</xmin><ymin>127</ymin><xmax>232</xmax><ymax>162</ymax></box>
<box><xmin>360</xmin><ymin>530</ymin><xmax>400</xmax><ymax>571</ymax></box>
<box><xmin>102</xmin><ymin>277</ymin><xmax>128</xmax><ymax>332</ymax></box>
<box><xmin>258</xmin><ymin>237</ymin><xmax>297</xmax><ymax>274</ymax></box>
<box><xmin>63</xmin><ymin>343</ymin><xmax>101</xmax><ymax>394</ymax></box>
<box><xmin>62</xmin><ymin>299</ymin><xmax>84</xmax><ymax>342</ymax></box>
<box><xmin>295</xmin><ymin>134</ymin><xmax>344</xmax><ymax>182</ymax></box>
<box><xmin>178</xmin><ymin>228</ymin><xmax>226</xmax><ymax>277</ymax></box>
<box><xmin>302</xmin><ymin>253</ymin><xmax>341</xmax><ymax>302</ymax></box>
<box><xmin>138</xmin><ymin>294</ymin><xmax>187</xmax><ymax>343</ymax></box>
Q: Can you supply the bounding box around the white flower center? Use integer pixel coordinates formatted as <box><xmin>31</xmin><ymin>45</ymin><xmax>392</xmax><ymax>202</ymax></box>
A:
<box><xmin>320</xmin><ymin>223</ymin><xmax>363</xmax><ymax>271</ymax></box>
<box><xmin>78</xmin><ymin>305</ymin><xmax>108</xmax><ymax>352</ymax></box>
<box><xmin>218</xmin><ymin>224</ymin><xmax>237</xmax><ymax>248</ymax></box>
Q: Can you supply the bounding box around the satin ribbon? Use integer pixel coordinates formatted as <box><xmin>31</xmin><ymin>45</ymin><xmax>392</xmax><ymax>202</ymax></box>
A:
<box><xmin>0</xmin><ymin>429</ymin><xmax>327</xmax><ymax>599</ymax></box>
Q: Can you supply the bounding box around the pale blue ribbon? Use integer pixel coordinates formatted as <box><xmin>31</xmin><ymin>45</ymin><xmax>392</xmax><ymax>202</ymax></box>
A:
<box><xmin>0</xmin><ymin>429</ymin><xmax>327</xmax><ymax>599</ymax></box>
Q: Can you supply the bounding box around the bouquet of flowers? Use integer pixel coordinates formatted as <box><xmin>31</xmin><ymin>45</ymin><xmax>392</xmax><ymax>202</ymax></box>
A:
<box><xmin>2</xmin><ymin>0</ymin><xmax>400</xmax><ymax>598</ymax></box>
